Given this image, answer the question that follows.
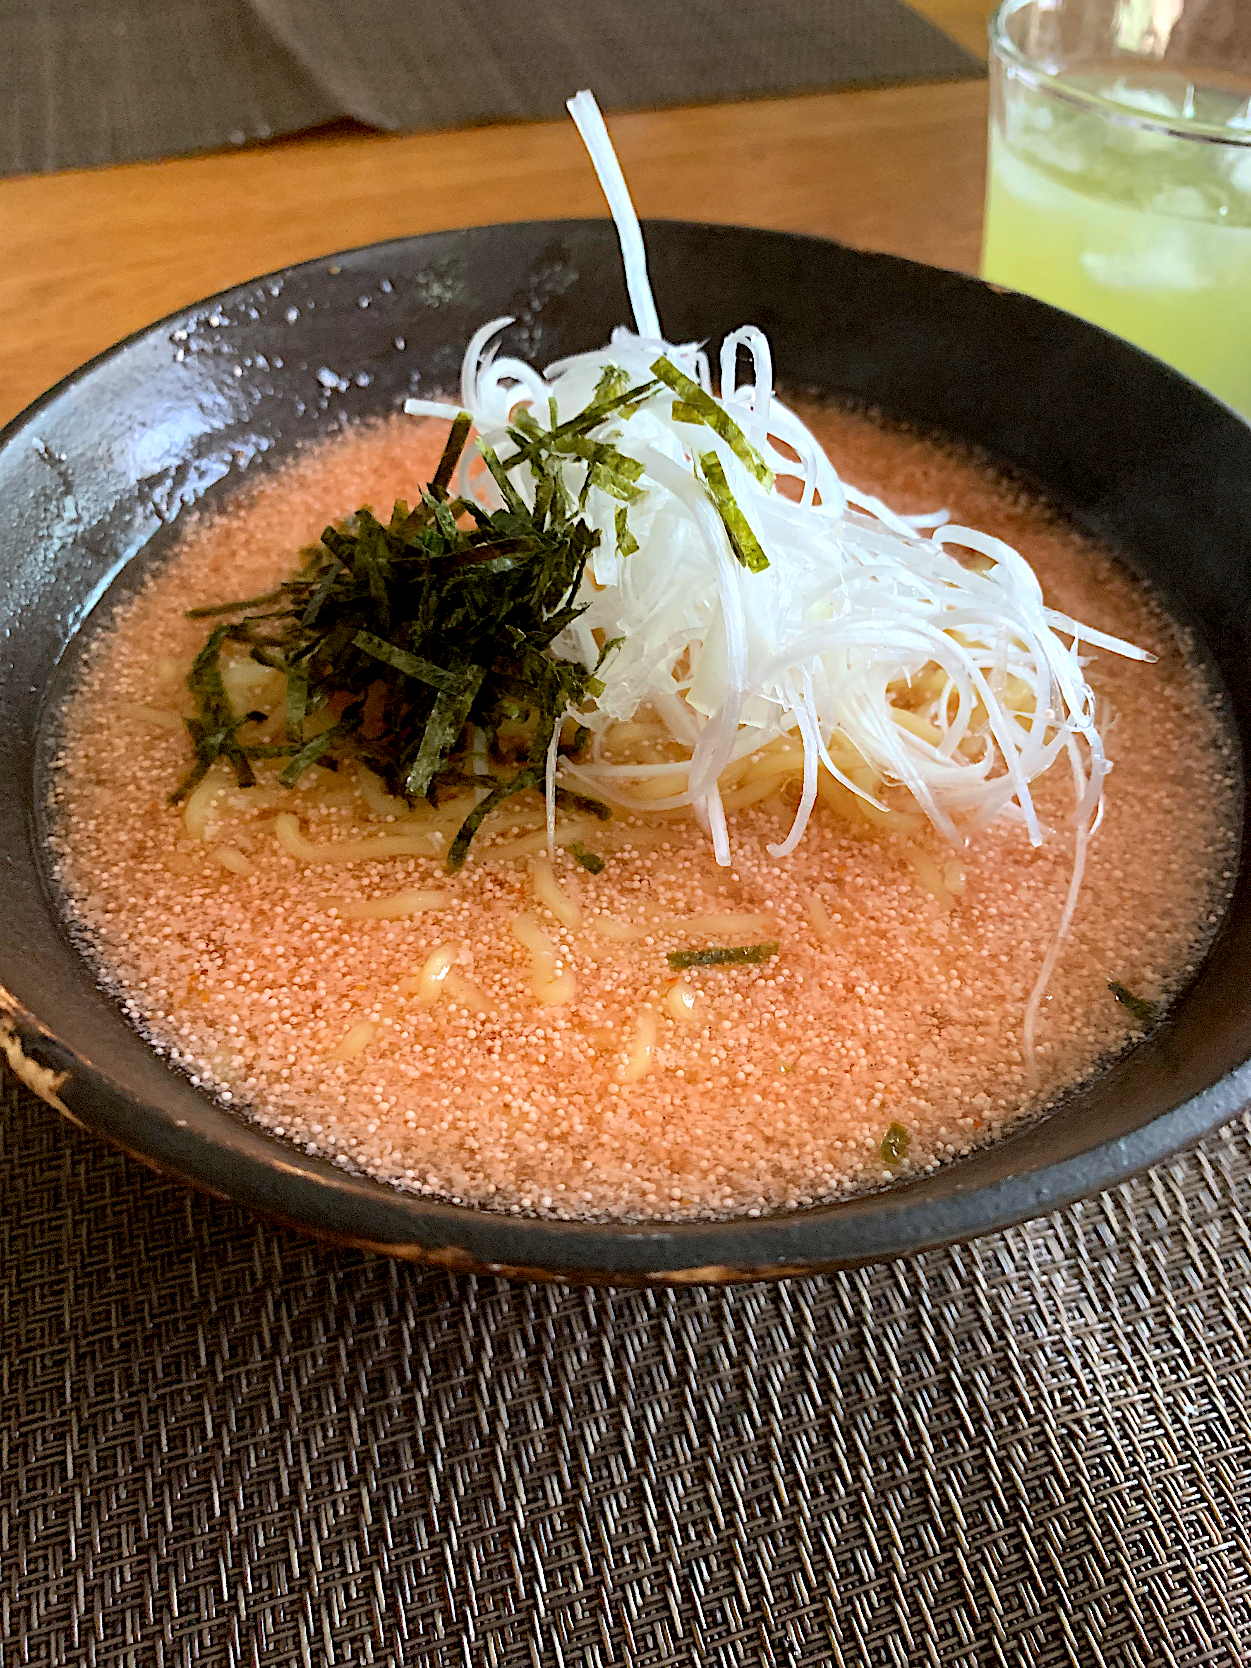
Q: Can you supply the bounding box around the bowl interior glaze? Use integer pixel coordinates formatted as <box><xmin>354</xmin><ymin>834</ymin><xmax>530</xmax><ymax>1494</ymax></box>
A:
<box><xmin>2</xmin><ymin>220</ymin><xmax>1248</xmax><ymax>1283</ymax></box>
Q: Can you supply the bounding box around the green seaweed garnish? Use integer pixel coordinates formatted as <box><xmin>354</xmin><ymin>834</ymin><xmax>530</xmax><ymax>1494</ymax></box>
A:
<box><xmin>553</xmin><ymin>787</ymin><xmax>612</xmax><ymax>821</ymax></box>
<box><xmin>568</xmin><ymin>841</ymin><xmax>605</xmax><ymax>874</ymax></box>
<box><xmin>651</xmin><ymin>355</ymin><xmax>773</xmax><ymax>486</ymax></box>
<box><xmin>497</xmin><ymin>366</ymin><xmax>658</xmax><ymax>488</ymax></box>
<box><xmin>432</xmin><ymin>410</ymin><xmax>472</xmax><ymax>494</ymax></box>
<box><xmin>186</xmin><ymin>588</ymin><xmax>286</xmax><ymax>619</ymax></box>
<box><xmin>880</xmin><ymin>1122</ymin><xmax>911</xmax><ymax>1166</ymax></box>
<box><xmin>697</xmin><ymin>452</ymin><xmax>770</xmax><ymax>573</ymax></box>
<box><xmin>1108</xmin><ymin>980</ymin><xmax>1157</xmax><ymax>1027</ymax></box>
<box><xmin>615</xmin><ymin>505</ymin><xmax>639</xmax><ymax>557</ymax></box>
<box><xmin>167</xmin><ymin>624</ymin><xmax>269</xmax><ymax>800</ymax></box>
<box><xmin>446</xmin><ymin>766</ymin><xmax>543</xmax><ymax>871</ymax></box>
<box><xmin>666</xmin><ymin>942</ymin><xmax>779</xmax><ymax>971</ymax></box>
<box><xmin>173</xmin><ymin>409</ymin><xmax>609</xmax><ymax>869</ymax></box>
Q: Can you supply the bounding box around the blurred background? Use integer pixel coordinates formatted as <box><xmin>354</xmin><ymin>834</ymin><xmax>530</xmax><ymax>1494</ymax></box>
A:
<box><xmin>0</xmin><ymin>0</ymin><xmax>987</xmax><ymax>175</ymax></box>
<box><xmin>0</xmin><ymin>1</ymin><xmax>995</xmax><ymax>427</ymax></box>
<box><xmin>1</xmin><ymin>0</ymin><xmax>1246</xmax><ymax>420</ymax></box>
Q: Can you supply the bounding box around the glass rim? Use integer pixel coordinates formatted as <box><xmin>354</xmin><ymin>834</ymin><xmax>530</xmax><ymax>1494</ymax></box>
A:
<box><xmin>989</xmin><ymin>0</ymin><xmax>1251</xmax><ymax>147</ymax></box>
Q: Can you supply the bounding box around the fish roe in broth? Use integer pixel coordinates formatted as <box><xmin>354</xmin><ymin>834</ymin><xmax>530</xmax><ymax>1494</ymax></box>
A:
<box><xmin>49</xmin><ymin>407</ymin><xmax>1239</xmax><ymax>1221</ymax></box>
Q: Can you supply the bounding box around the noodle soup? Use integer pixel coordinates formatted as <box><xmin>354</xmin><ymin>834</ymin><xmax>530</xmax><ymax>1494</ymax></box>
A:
<box><xmin>49</xmin><ymin>406</ymin><xmax>1237</xmax><ymax>1222</ymax></box>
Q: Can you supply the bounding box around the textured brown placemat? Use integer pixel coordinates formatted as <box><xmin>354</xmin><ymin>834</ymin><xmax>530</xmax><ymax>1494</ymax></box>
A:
<box><xmin>0</xmin><ymin>0</ymin><xmax>983</xmax><ymax>178</ymax></box>
<box><xmin>4</xmin><ymin>1068</ymin><xmax>1251</xmax><ymax>1667</ymax></box>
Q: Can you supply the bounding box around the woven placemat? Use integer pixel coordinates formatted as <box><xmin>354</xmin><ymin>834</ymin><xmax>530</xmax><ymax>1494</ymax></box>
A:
<box><xmin>0</xmin><ymin>0</ymin><xmax>982</xmax><ymax>177</ymax></box>
<box><xmin>4</xmin><ymin>1069</ymin><xmax>1251</xmax><ymax>1666</ymax></box>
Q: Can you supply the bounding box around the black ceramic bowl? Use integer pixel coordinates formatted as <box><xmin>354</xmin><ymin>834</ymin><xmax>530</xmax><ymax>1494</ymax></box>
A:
<box><xmin>2</xmin><ymin>221</ymin><xmax>1249</xmax><ymax>1283</ymax></box>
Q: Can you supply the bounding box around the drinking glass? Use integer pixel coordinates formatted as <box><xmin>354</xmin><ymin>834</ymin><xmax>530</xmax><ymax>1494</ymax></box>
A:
<box><xmin>982</xmin><ymin>0</ymin><xmax>1251</xmax><ymax>419</ymax></box>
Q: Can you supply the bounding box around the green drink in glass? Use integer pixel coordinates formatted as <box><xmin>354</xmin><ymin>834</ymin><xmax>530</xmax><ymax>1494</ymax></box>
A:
<box><xmin>982</xmin><ymin>0</ymin><xmax>1251</xmax><ymax>420</ymax></box>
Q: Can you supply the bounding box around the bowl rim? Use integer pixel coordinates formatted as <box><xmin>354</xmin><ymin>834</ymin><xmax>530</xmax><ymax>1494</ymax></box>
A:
<box><xmin>3</xmin><ymin>216</ymin><xmax>1249</xmax><ymax>1284</ymax></box>
<box><xmin>6</xmin><ymin>979</ymin><xmax>1250</xmax><ymax>1285</ymax></box>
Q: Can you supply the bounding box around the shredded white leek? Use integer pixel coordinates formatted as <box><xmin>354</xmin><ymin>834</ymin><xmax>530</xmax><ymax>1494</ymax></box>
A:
<box><xmin>405</xmin><ymin>89</ymin><xmax>1153</xmax><ymax>1059</ymax></box>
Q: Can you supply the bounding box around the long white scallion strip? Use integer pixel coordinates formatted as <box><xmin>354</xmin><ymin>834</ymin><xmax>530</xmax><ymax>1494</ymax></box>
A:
<box><xmin>566</xmin><ymin>91</ymin><xmax>661</xmax><ymax>342</ymax></box>
<box><xmin>404</xmin><ymin>89</ymin><xmax>1153</xmax><ymax>1062</ymax></box>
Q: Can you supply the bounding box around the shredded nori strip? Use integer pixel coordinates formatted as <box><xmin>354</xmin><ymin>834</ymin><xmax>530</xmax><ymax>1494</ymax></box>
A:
<box><xmin>651</xmin><ymin>356</ymin><xmax>773</xmax><ymax>486</ymax></box>
<box><xmin>666</xmin><ymin>941</ymin><xmax>779</xmax><ymax>971</ymax></box>
<box><xmin>174</xmin><ymin>409</ymin><xmax>609</xmax><ymax>869</ymax></box>
<box><xmin>445</xmin><ymin>765</ymin><xmax>543</xmax><ymax>871</ymax></box>
<box><xmin>568</xmin><ymin>841</ymin><xmax>605</xmax><ymax>874</ymax></box>
<box><xmin>880</xmin><ymin>1122</ymin><xmax>911</xmax><ymax>1166</ymax></box>
<box><xmin>167</xmin><ymin>624</ymin><xmax>271</xmax><ymax>798</ymax></box>
<box><xmin>1108</xmin><ymin>980</ymin><xmax>1157</xmax><ymax>1026</ymax></box>
<box><xmin>552</xmin><ymin>787</ymin><xmax>612</xmax><ymax>820</ymax></box>
<box><xmin>615</xmin><ymin>505</ymin><xmax>639</xmax><ymax>557</ymax></box>
<box><xmin>697</xmin><ymin>452</ymin><xmax>770</xmax><ymax>573</ymax></box>
<box><xmin>186</xmin><ymin>588</ymin><xmax>286</xmax><ymax>619</ymax></box>
<box><xmin>432</xmin><ymin>411</ymin><xmax>472</xmax><ymax>495</ymax></box>
<box><xmin>490</xmin><ymin>369</ymin><xmax>654</xmax><ymax>545</ymax></box>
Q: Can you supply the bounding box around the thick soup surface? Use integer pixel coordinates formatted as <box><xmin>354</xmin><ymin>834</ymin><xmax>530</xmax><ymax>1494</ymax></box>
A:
<box><xmin>50</xmin><ymin>407</ymin><xmax>1238</xmax><ymax>1220</ymax></box>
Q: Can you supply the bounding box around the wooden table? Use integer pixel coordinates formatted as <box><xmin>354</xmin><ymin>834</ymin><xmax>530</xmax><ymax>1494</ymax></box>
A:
<box><xmin>0</xmin><ymin>71</ymin><xmax>989</xmax><ymax>431</ymax></box>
